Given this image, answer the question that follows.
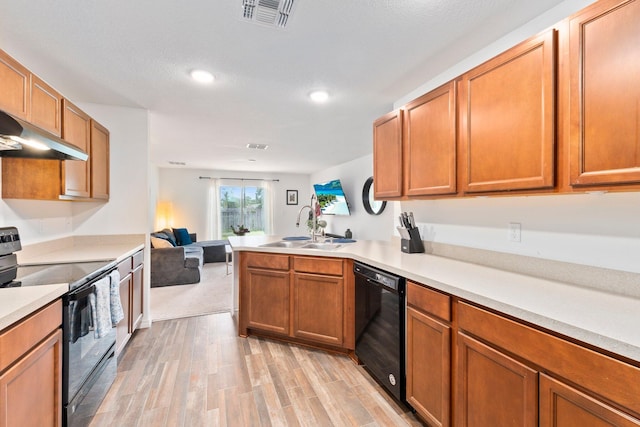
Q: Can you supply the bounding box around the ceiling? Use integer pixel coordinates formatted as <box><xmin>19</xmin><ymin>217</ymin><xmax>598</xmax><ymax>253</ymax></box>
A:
<box><xmin>0</xmin><ymin>0</ymin><xmax>566</xmax><ymax>174</ymax></box>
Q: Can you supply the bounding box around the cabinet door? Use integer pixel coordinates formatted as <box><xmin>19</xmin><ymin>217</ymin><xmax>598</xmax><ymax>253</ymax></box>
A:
<box><xmin>406</xmin><ymin>306</ymin><xmax>451</xmax><ymax>427</ymax></box>
<box><xmin>0</xmin><ymin>49</ymin><xmax>30</xmax><ymax>120</ymax></box>
<box><xmin>460</xmin><ymin>29</ymin><xmax>556</xmax><ymax>193</ymax></box>
<box><xmin>456</xmin><ymin>332</ymin><xmax>538</xmax><ymax>427</ymax></box>
<box><xmin>245</xmin><ymin>268</ymin><xmax>290</xmax><ymax>335</ymax></box>
<box><xmin>568</xmin><ymin>0</ymin><xmax>640</xmax><ymax>186</ymax></box>
<box><xmin>131</xmin><ymin>263</ymin><xmax>144</xmax><ymax>332</ymax></box>
<box><xmin>116</xmin><ymin>272</ymin><xmax>132</xmax><ymax>355</ymax></box>
<box><xmin>404</xmin><ymin>81</ymin><xmax>457</xmax><ymax>196</ymax></box>
<box><xmin>292</xmin><ymin>272</ymin><xmax>343</xmax><ymax>346</ymax></box>
<box><xmin>373</xmin><ymin>109</ymin><xmax>403</xmax><ymax>198</ymax></box>
<box><xmin>540</xmin><ymin>374</ymin><xmax>640</xmax><ymax>427</ymax></box>
<box><xmin>61</xmin><ymin>99</ymin><xmax>91</xmax><ymax>198</ymax></box>
<box><xmin>90</xmin><ymin>120</ymin><xmax>110</xmax><ymax>199</ymax></box>
<box><xmin>30</xmin><ymin>75</ymin><xmax>62</xmax><ymax>137</ymax></box>
<box><xmin>0</xmin><ymin>329</ymin><xmax>62</xmax><ymax>427</ymax></box>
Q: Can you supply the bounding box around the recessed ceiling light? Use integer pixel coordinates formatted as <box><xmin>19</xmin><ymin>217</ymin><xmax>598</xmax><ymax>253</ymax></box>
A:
<box><xmin>309</xmin><ymin>90</ymin><xmax>329</xmax><ymax>103</ymax></box>
<box><xmin>190</xmin><ymin>69</ymin><xmax>214</xmax><ymax>84</ymax></box>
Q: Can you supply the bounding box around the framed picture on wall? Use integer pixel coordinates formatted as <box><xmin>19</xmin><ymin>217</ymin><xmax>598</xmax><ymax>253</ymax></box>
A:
<box><xmin>286</xmin><ymin>190</ymin><xmax>298</xmax><ymax>205</ymax></box>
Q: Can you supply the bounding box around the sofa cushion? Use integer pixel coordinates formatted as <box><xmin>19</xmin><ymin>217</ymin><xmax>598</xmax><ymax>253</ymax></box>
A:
<box><xmin>150</xmin><ymin>236</ymin><xmax>173</xmax><ymax>248</ymax></box>
<box><xmin>151</xmin><ymin>232</ymin><xmax>175</xmax><ymax>246</ymax></box>
<box><xmin>161</xmin><ymin>228</ymin><xmax>178</xmax><ymax>246</ymax></box>
<box><xmin>173</xmin><ymin>228</ymin><xmax>193</xmax><ymax>246</ymax></box>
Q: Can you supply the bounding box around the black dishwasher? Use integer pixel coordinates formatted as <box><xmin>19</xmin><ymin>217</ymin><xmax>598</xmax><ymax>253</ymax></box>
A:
<box><xmin>354</xmin><ymin>261</ymin><xmax>406</xmax><ymax>403</ymax></box>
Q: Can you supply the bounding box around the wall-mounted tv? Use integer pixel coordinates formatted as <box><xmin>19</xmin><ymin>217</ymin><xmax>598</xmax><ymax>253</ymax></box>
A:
<box><xmin>313</xmin><ymin>179</ymin><xmax>351</xmax><ymax>215</ymax></box>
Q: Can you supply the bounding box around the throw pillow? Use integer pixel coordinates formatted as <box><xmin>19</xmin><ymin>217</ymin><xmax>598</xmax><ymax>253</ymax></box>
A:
<box><xmin>150</xmin><ymin>236</ymin><xmax>173</xmax><ymax>248</ymax></box>
<box><xmin>173</xmin><ymin>227</ymin><xmax>193</xmax><ymax>246</ymax></box>
<box><xmin>161</xmin><ymin>228</ymin><xmax>178</xmax><ymax>246</ymax></box>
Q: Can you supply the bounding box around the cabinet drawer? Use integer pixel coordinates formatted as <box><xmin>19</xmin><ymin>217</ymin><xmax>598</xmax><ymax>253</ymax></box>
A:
<box><xmin>133</xmin><ymin>250</ymin><xmax>144</xmax><ymax>268</ymax></box>
<box><xmin>0</xmin><ymin>299</ymin><xmax>62</xmax><ymax>372</ymax></box>
<box><xmin>293</xmin><ymin>256</ymin><xmax>343</xmax><ymax>276</ymax></box>
<box><xmin>245</xmin><ymin>252</ymin><xmax>289</xmax><ymax>271</ymax></box>
<box><xmin>458</xmin><ymin>301</ymin><xmax>640</xmax><ymax>417</ymax></box>
<box><xmin>117</xmin><ymin>256</ymin><xmax>133</xmax><ymax>277</ymax></box>
<box><xmin>407</xmin><ymin>281</ymin><xmax>451</xmax><ymax>321</ymax></box>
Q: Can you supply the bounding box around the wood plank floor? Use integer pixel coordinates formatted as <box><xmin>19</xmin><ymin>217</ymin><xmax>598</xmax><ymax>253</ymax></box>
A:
<box><xmin>90</xmin><ymin>313</ymin><xmax>424</xmax><ymax>427</ymax></box>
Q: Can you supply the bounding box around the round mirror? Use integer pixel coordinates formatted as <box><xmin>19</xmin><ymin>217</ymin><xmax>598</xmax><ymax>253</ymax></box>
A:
<box><xmin>362</xmin><ymin>176</ymin><xmax>386</xmax><ymax>215</ymax></box>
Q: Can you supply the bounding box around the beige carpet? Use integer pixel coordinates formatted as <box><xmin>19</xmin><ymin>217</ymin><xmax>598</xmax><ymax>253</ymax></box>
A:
<box><xmin>150</xmin><ymin>262</ymin><xmax>233</xmax><ymax>322</ymax></box>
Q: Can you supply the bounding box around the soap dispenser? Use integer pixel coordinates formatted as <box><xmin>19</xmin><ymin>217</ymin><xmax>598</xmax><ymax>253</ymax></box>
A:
<box><xmin>345</xmin><ymin>228</ymin><xmax>352</xmax><ymax>239</ymax></box>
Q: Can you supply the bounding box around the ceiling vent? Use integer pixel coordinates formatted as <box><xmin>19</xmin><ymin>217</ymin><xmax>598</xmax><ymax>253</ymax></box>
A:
<box><xmin>246</xmin><ymin>143</ymin><xmax>269</xmax><ymax>150</ymax></box>
<box><xmin>241</xmin><ymin>0</ymin><xmax>296</xmax><ymax>29</ymax></box>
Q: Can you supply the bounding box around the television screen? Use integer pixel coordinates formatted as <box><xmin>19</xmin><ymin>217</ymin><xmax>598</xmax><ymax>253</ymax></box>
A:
<box><xmin>313</xmin><ymin>179</ymin><xmax>351</xmax><ymax>215</ymax></box>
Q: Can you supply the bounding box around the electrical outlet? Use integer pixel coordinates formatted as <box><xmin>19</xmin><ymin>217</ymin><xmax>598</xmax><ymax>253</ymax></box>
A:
<box><xmin>508</xmin><ymin>222</ymin><xmax>521</xmax><ymax>242</ymax></box>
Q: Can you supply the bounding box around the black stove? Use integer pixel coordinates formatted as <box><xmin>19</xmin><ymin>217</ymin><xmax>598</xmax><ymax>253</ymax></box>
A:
<box><xmin>0</xmin><ymin>227</ymin><xmax>115</xmax><ymax>289</ymax></box>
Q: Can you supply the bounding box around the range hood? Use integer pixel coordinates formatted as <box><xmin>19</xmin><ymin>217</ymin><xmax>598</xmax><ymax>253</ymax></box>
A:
<box><xmin>0</xmin><ymin>110</ymin><xmax>88</xmax><ymax>161</ymax></box>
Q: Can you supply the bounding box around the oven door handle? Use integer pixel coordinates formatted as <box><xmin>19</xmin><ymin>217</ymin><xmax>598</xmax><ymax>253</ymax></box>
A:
<box><xmin>69</xmin><ymin>284</ymin><xmax>96</xmax><ymax>301</ymax></box>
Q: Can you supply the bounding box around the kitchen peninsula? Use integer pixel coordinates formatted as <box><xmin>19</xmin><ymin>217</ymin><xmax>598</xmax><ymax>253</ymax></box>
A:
<box><xmin>230</xmin><ymin>234</ymin><xmax>640</xmax><ymax>425</ymax></box>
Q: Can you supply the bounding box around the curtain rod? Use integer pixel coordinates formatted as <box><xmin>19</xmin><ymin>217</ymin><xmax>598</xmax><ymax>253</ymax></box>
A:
<box><xmin>198</xmin><ymin>176</ymin><xmax>280</xmax><ymax>182</ymax></box>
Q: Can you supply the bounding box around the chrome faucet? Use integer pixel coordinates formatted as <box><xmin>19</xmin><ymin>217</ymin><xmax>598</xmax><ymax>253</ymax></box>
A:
<box><xmin>296</xmin><ymin>194</ymin><xmax>320</xmax><ymax>242</ymax></box>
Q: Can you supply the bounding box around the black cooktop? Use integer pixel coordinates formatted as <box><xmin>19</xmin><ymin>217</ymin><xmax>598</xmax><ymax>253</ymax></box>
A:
<box><xmin>2</xmin><ymin>260</ymin><xmax>116</xmax><ymax>291</ymax></box>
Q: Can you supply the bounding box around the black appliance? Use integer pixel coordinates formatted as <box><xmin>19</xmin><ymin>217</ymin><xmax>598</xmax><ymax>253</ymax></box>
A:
<box><xmin>354</xmin><ymin>261</ymin><xmax>406</xmax><ymax>403</ymax></box>
<box><xmin>0</xmin><ymin>227</ymin><xmax>118</xmax><ymax>427</ymax></box>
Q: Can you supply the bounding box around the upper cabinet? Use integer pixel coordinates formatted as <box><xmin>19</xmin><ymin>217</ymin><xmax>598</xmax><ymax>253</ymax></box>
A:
<box><xmin>90</xmin><ymin>120</ymin><xmax>110</xmax><ymax>200</ymax></box>
<box><xmin>373</xmin><ymin>110</ymin><xmax>403</xmax><ymax>198</ymax></box>
<box><xmin>404</xmin><ymin>81</ymin><xmax>457</xmax><ymax>196</ymax></box>
<box><xmin>0</xmin><ymin>48</ymin><xmax>109</xmax><ymax>201</ymax></box>
<box><xmin>568</xmin><ymin>0</ymin><xmax>640</xmax><ymax>187</ymax></box>
<box><xmin>0</xmin><ymin>49</ymin><xmax>30</xmax><ymax>120</ymax></box>
<box><xmin>62</xmin><ymin>100</ymin><xmax>91</xmax><ymax>198</ymax></box>
<box><xmin>459</xmin><ymin>29</ymin><xmax>557</xmax><ymax>194</ymax></box>
<box><xmin>30</xmin><ymin>75</ymin><xmax>62</xmax><ymax>137</ymax></box>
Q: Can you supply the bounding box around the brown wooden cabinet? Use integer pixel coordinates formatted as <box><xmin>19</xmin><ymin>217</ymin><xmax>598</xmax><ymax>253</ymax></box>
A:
<box><xmin>540</xmin><ymin>374</ymin><xmax>640</xmax><ymax>427</ymax></box>
<box><xmin>456</xmin><ymin>332</ymin><xmax>538</xmax><ymax>427</ymax></box>
<box><xmin>115</xmin><ymin>249</ymin><xmax>145</xmax><ymax>356</ymax></box>
<box><xmin>460</xmin><ymin>29</ymin><xmax>557</xmax><ymax>194</ymax></box>
<box><xmin>90</xmin><ymin>120</ymin><xmax>110</xmax><ymax>200</ymax></box>
<box><xmin>0</xmin><ymin>300</ymin><xmax>62</xmax><ymax>427</ymax></box>
<box><xmin>30</xmin><ymin>74</ymin><xmax>62</xmax><ymax>136</ymax></box>
<box><xmin>239</xmin><ymin>251</ymin><xmax>354</xmax><ymax>350</ymax></box>
<box><xmin>403</xmin><ymin>81</ymin><xmax>457</xmax><ymax>196</ymax></box>
<box><xmin>0</xmin><ymin>48</ymin><xmax>30</xmax><ymax>120</ymax></box>
<box><xmin>568</xmin><ymin>0</ymin><xmax>640</xmax><ymax>187</ymax></box>
<box><xmin>292</xmin><ymin>256</ymin><xmax>345</xmax><ymax>347</ymax></box>
<box><xmin>373</xmin><ymin>110</ymin><xmax>403</xmax><ymax>198</ymax></box>
<box><xmin>406</xmin><ymin>282</ymin><xmax>451</xmax><ymax>427</ymax></box>
<box><xmin>61</xmin><ymin>99</ymin><xmax>91</xmax><ymax>198</ymax></box>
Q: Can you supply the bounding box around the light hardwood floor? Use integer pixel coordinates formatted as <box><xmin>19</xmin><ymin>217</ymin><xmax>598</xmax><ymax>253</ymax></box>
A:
<box><xmin>90</xmin><ymin>313</ymin><xmax>423</xmax><ymax>426</ymax></box>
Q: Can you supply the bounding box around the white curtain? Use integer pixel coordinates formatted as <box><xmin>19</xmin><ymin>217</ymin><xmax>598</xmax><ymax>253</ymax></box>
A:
<box><xmin>207</xmin><ymin>179</ymin><xmax>219</xmax><ymax>240</ymax></box>
<box><xmin>260</xmin><ymin>180</ymin><xmax>274</xmax><ymax>235</ymax></box>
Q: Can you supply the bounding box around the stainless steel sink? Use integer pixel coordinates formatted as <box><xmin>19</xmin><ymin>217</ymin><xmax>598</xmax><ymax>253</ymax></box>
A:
<box><xmin>258</xmin><ymin>241</ymin><xmax>308</xmax><ymax>248</ymax></box>
<box><xmin>299</xmin><ymin>243</ymin><xmax>343</xmax><ymax>250</ymax></box>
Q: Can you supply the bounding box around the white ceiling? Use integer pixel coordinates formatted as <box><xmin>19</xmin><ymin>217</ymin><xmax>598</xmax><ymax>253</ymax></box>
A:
<box><xmin>0</xmin><ymin>0</ymin><xmax>566</xmax><ymax>174</ymax></box>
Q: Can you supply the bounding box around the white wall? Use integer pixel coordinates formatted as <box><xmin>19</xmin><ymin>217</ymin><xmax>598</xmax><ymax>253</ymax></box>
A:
<box><xmin>310</xmin><ymin>154</ymin><xmax>395</xmax><ymax>241</ymax></box>
<box><xmin>387</xmin><ymin>0</ymin><xmax>640</xmax><ymax>273</ymax></box>
<box><xmin>73</xmin><ymin>103</ymin><xmax>149</xmax><ymax>236</ymax></box>
<box><xmin>157</xmin><ymin>168</ymin><xmax>310</xmax><ymax>239</ymax></box>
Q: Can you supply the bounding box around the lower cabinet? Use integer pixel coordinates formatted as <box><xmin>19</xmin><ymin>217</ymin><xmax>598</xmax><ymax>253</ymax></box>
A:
<box><xmin>406</xmin><ymin>281</ymin><xmax>451</xmax><ymax>427</ymax></box>
<box><xmin>240</xmin><ymin>251</ymin><xmax>353</xmax><ymax>350</ymax></box>
<box><xmin>115</xmin><ymin>249</ymin><xmax>144</xmax><ymax>356</ymax></box>
<box><xmin>0</xmin><ymin>300</ymin><xmax>63</xmax><ymax>427</ymax></box>
<box><xmin>456</xmin><ymin>332</ymin><xmax>538</xmax><ymax>427</ymax></box>
<box><xmin>456</xmin><ymin>301</ymin><xmax>640</xmax><ymax>427</ymax></box>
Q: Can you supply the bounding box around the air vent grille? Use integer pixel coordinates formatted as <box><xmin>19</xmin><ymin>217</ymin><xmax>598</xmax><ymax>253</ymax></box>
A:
<box><xmin>246</xmin><ymin>143</ymin><xmax>269</xmax><ymax>150</ymax></box>
<box><xmin>241</xmin><ymin>0</ymin><xmax>296</xmax><ymax>29</ymax></box>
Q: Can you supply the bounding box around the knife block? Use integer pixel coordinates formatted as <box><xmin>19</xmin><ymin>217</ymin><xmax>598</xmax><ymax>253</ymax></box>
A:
<box><xmin>401</xmin><ymin>228</ymin><xmax>425</xmax><ymax>254</ymax></box>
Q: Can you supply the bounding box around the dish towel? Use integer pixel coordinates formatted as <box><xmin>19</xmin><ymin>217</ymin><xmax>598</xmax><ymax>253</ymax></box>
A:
<box><xmin>109</xmin><ymin>270</ymin><xmax>124</xmax><ymax>327</ymax></box>
<box><xmin>91</xmin><ymin>276</ymin><xmax>112</xmax><ymax>338</ymax></box>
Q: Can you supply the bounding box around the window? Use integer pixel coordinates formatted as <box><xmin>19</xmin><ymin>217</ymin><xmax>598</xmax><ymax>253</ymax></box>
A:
<box><xmin>216</xmin><ymin>180</ymin><xmax>272</xmax><ymax>238</ymax></box>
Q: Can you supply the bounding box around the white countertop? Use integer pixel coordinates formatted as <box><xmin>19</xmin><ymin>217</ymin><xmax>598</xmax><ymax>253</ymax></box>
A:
<box><xmin>229</xmin><ymin>235</ymin><xmax>640</xmax><ymax>363</ymax></box>
<box><xmin>1</xmin><ymin>236</ymin><xmax>145</xmax><ymax>332</ymax></box>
